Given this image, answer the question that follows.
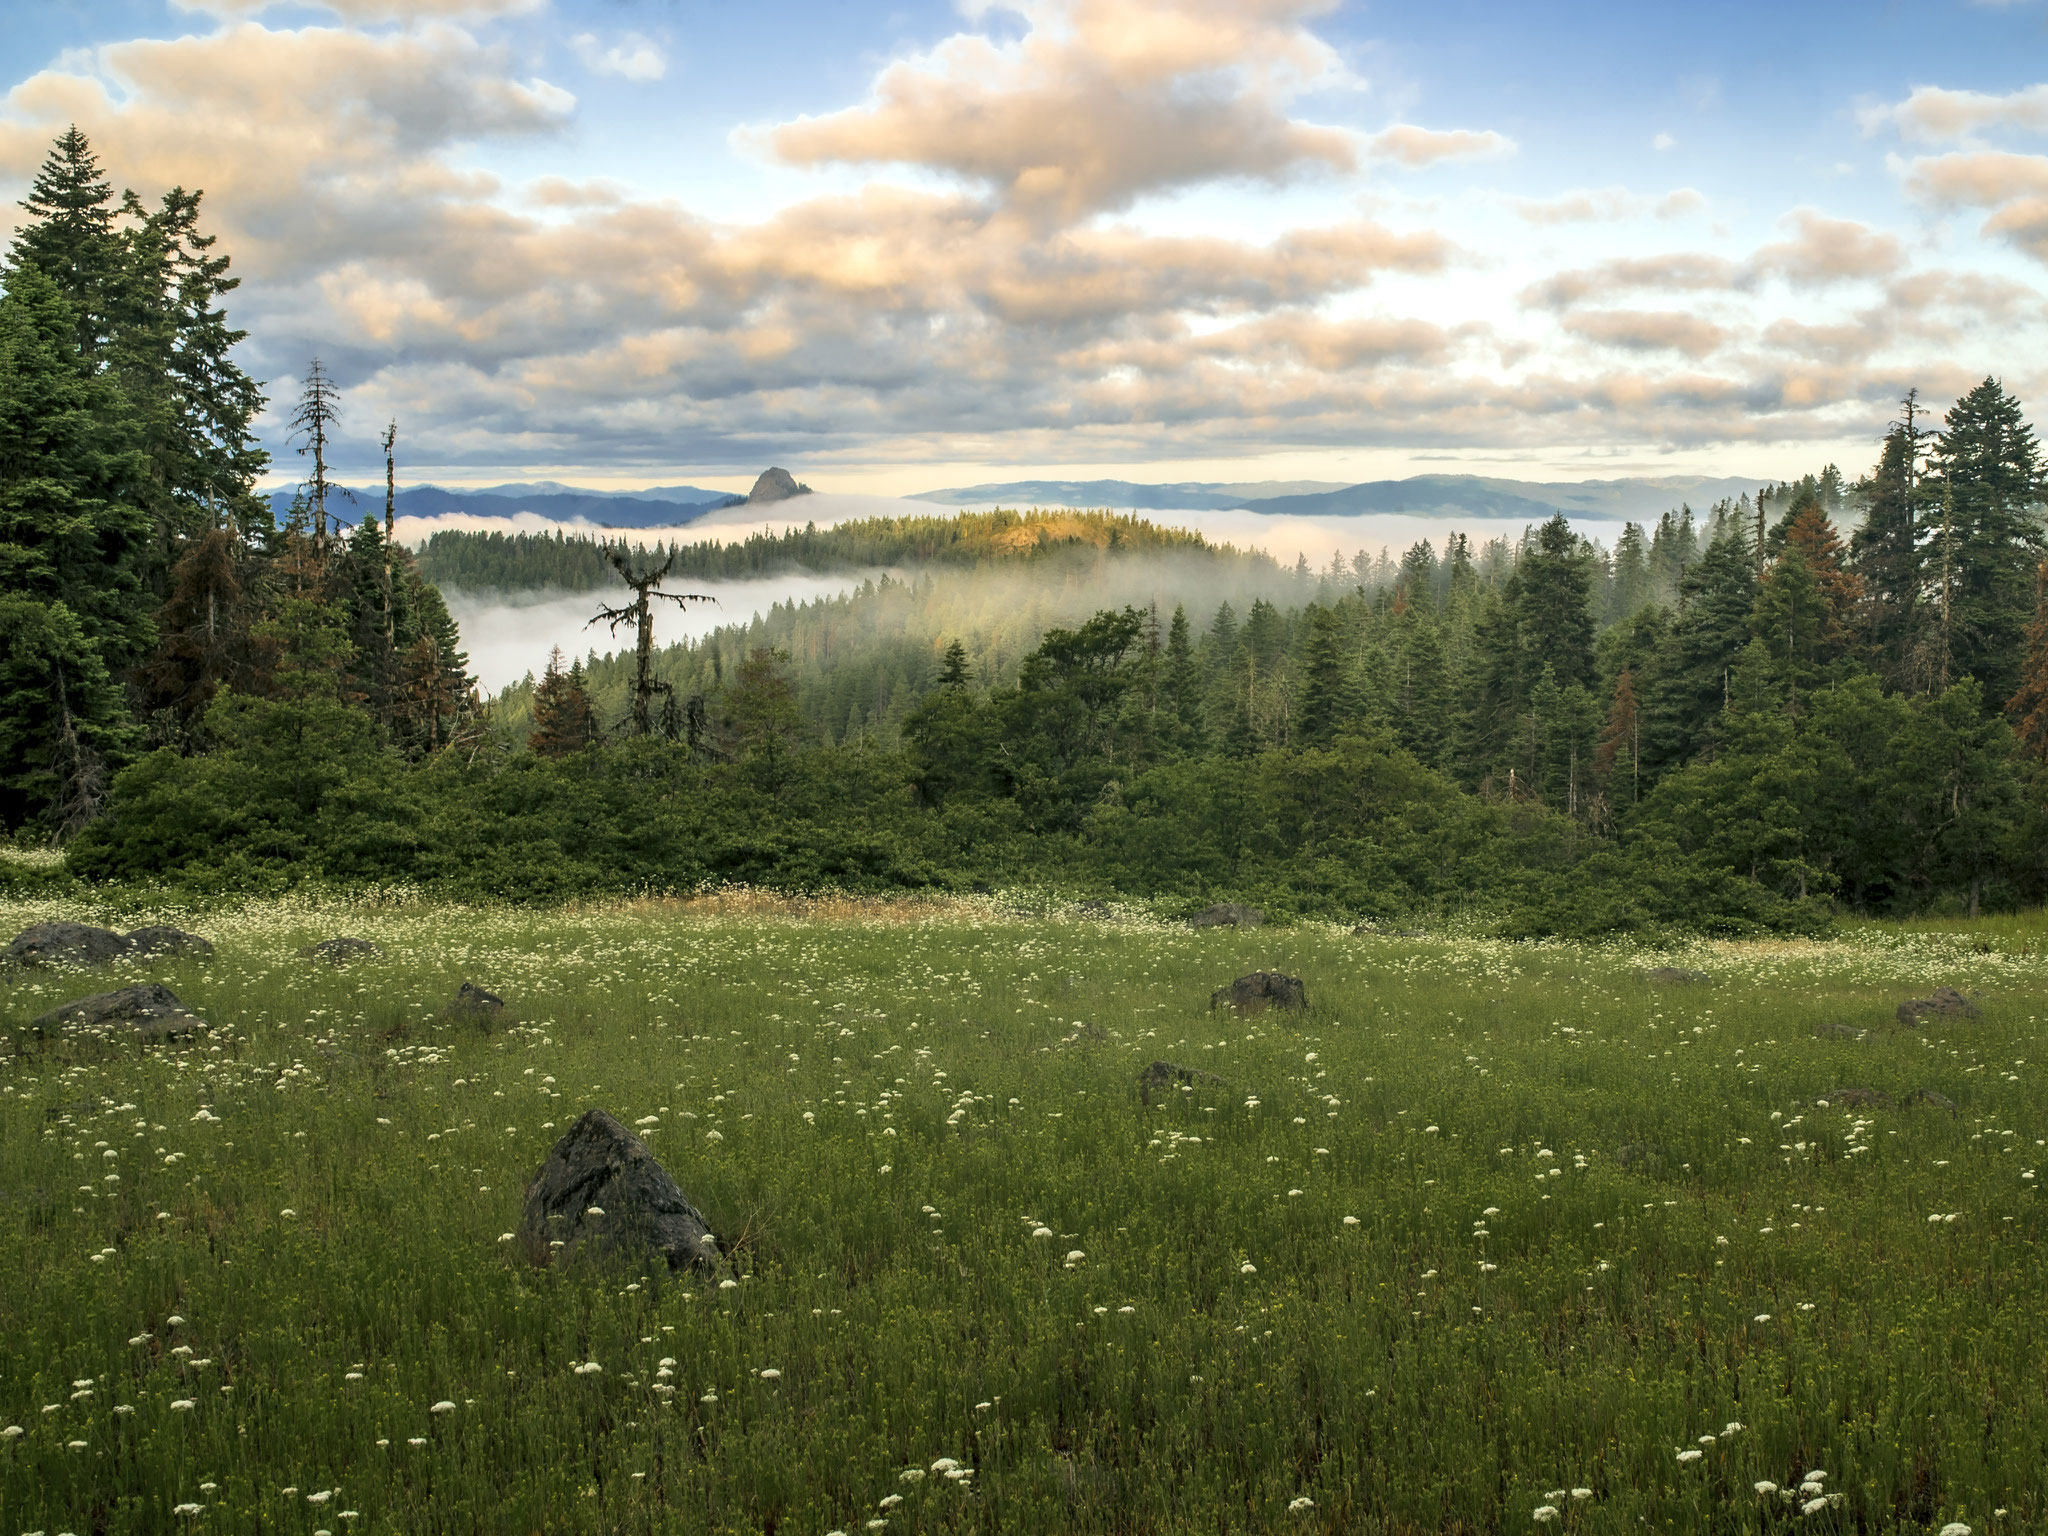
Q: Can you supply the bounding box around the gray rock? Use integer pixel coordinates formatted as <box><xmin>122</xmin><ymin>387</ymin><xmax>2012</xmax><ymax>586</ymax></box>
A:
<box><xmin>299</xmin><ymin>937</ymin><xmax>383</xmax><ymax>965</ymax></box>
<box><xmin>445</xmin><ymin>981</ymin><xmax>506</xmax><ymax>1025</ymax></box>
<box><xmin>519</xmin><ymin>1109</ymin><xmax>726</xmax><ymax>1277</ymax></box>
<box><xmin>125</xmin><ymin>926</ymin><xmax>213</xmax><ymax>960</ymax></box>
<box><xmin>1896</xmin><ymin>987</ymin><xmax>1979</xmax><ymax>1025</ymax></box>
<box><xmin>7</xmin><ymin>921</ymin><xmax>132</xmax><ymax>967</ymax></box>
<box><xmin>1137</xmin><ymin>1060</ymin><xmax>1226</xmax><ymax>1105</ymax></box>
<box><xmin>1210</xmin><ymin>971</ymin><xmax>1308</xmax><ymax>1014</ymax></box>
<box><xmin>1640</xmin><ymin>966</ymin><xmax>1712</xmax><ymax>985</ymax></box>
<box><xmin>30</xmin><ymin>983</ymin><xmax>203</xmax><ymax>1041</ymax></box>
<box><xmin>746</xmin><ymin>466</ymin><xmax>812</xmax><ymax>503</ymax></box>
<box><xmin>1905</xmin><ymin>1087</ymin><xmax>1958</xmax><ymax>1115</ymax></box>
<box><xmin>1189</xmin><ymin>902</ymin><xmax>1262</xmax><ymax>930</ymax></box>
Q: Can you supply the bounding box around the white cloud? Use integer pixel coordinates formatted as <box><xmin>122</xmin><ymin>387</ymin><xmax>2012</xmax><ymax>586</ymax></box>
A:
<box><xmin>1863</xmin><ymin>82</ymin><xmax>2048</xmax><ymax>143</ymax></box>
<box><xmin>1651</xmin><ymin>132</ymin><xmax>1675</xmax><ymax>151</ymax></box>
<box><xmin>570</xmin><ymin>32</ymin><xmax>667</xmax><ymax>83</ymax></box>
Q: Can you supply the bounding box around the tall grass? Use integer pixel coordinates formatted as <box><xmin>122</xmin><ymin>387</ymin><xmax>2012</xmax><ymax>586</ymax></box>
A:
<box><xmin>2</xmin><ymin>895</ymin><xmax>2042</xmax><ymax>1533</ymax></box>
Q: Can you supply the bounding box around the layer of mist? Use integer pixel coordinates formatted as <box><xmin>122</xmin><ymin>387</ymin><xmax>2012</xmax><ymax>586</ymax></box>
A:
<box><xmin>427</xmin><ymin>494</ymin><xmax>1661</xmax><ymax>696</ymax></box>
<box><xmin>443</xmin><ymin>570</ymin><xmax>889</xmax><ymax>692</ymax></box>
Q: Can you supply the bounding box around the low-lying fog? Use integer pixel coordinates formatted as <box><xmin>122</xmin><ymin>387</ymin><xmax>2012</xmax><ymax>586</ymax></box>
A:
<box><xmin>414</xmin><ymin>492</ymin><xmax>1637</xmax><ymax>694</ymax></box>
<box><xmin>444</xmin><ymin>572</ymin><xmax>892</xmax><ymax>693</ymax></box>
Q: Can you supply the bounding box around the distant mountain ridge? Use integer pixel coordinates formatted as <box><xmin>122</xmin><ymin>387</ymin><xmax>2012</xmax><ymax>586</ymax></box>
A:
<box><xmin>913</xmin><ymin>473</ymin><xmax>1775</xmax><ymax>521</ymax></box>
<box><xmin>265</xmin><ymin>483</ymin><xmax>743</xmax><ymax>530</ymax></box>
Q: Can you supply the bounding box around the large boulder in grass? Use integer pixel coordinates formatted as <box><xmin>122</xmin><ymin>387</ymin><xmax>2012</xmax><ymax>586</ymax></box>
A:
<box><xmin>125</xmin><ymin>926</ymin><xmax>213</xmax><ymax>960</ymax></box>
<box><xmin>1896</xmin><ymin>987</ymin><xmax>1980</xmax><ymax>1026</ymax></box>
<box><xmin>30</xmin><ymin>983</ymin><xmax>203</xmax><ymax>1041</ymax></box>
<box><xmin>1211</xmin><ymin>972</ymin><xmax>1308</xmax><ymax>1014</ymax></box>
<box><xmin>520</xmin><ymin>1110</ymin><xmax>727</xmax><ymax>1277</ymax></box>
<box><xmin>7</xmin><ymin>922</ymin><xmax>132</xmax><ymax>968</ymax></box>
<box><xmin>298</xmin><ymin>937</ymin><xmax>383</xmax><ymax>965</ymax></box>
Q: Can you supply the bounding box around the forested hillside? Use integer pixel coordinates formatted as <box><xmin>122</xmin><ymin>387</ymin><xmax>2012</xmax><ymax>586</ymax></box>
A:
<box><xmin>10</xmin><ymin>131</ymin><xmax>2048</xmax><ymax>932</ymax></box>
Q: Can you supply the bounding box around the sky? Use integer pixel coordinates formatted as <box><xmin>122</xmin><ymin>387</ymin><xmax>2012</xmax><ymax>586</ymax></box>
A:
<box><xmin>7</xmin><ymin>0</ymin><xmax>2048</xmax><ymax>495</ymax></box>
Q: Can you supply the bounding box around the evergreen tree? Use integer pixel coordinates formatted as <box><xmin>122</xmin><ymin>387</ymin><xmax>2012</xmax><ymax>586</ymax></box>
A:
<box><xmin>1850</xmin><ymin>419</ymin><xmax>1925</xmax><ymax>689</ymax></box>
<box><xmin>937</xmin><ymin>638</ymin><xmax>970</xmax><ymax>687</ymax></box>
<box><xmin>2011</xmin><ymin>560</ymin><xmax>2048</xmax><ymax>765</ymax></box>
<box><xmin>1391</xmin><ymin>602</ymin><xmax>1448</xmax><ymax>766</ymax></box>
<box><xmin>1924</xmin><ymin>377</ymin><xmax>2047</xmax><ymax>708</ymax></box>
<box><xmin>1514</xmin><ymin>514</ymin><xmax>1596</xmax><ymax>690</ymax></box>
<box><xmin>1159</xmin><ymin>603</ymin><xmax>1205</xmax><ymax>755</ymax></box>
<box><xmin>1642</xmin><ymin>522</ymin><xmax>1758</xmax><ymax>773</ymax></box>
<box><xmin>1608</xmin><ymin>521</ymin><xmax>1652</xmax><ymax>622</ymax></box>
<box><xmin>1294</xmin><ymin>605</ymin><xmax>1355</xmax><ymax>746</ymax></box>
<box><xmin>529</xmin><ymin>648</ymin><xmax>598</xmax><ymax>757</ymax></box>
<box><xmin>9</xmin><ymin>127</ymin><xmax>120</xmax><ymax>359</ymax></box>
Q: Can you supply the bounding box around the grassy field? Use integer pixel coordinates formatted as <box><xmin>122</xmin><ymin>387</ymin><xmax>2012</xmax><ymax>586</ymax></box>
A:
<box><xmin>1</xmin><ymin>892</ymin><xmax>2043</xmax><ymax>1535</ymax></box>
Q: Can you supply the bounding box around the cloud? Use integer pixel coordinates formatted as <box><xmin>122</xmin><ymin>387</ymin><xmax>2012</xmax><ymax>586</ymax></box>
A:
<box><xmin>1512</xmin><ymin>186</ymin><xmax>1704</xmax><ymax>225</ymax></box>
<box><xmin>1651</xmin><ymin>132</ymin><xmax>1674</xmax><ymax>152</ymax></box>
<box><xmin>1863</xmin><ymin>83</ymin><xmax>2048</xmax><ymax>143</ymax></box>
<box><xmin>1561</xmin><ymin>309</ymin><xmax>1727</xmax><ymax>358</ymax></box>
<box><xmin>571</xmin><ymin>32</ymin><xmax>666</xmax><ymax>83</ymax></box>
<box><xmin>1365</xmin><ymin>125</ymin><xmax>1512</xmax><ymax>167</ymax></box>
<box><xmin>1748</xmin><ymin>209</ymin><xmax>1902</xmax><ymax>285</ymax></box>
<box><xmin>1897</xmin><ymin>150</ymin><xmax>2048</xmax><ymax>261</ymax></box>
<box><xmin>1522</xmin><ymin>252</ymin><xmax>1739</xmax><ymax>309</ymax></box>
<box><xmin>755</xmin><ymin>0</ymin><xmax>1361</xmax><ymax>222</ymax></box>
<box><xmin>2</xmin><ymin>3</ymin><xmax>2026</xmax><ymax>479</ymax></box>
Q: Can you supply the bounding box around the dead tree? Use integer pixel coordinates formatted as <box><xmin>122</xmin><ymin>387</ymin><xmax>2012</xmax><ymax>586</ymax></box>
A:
<box><xmin>289</xmin><ymin>357</ymin><xmax>343</xmax><ymax>554</ymax></box>
<box><xmin>588</xmin><ymin>543</ymin><xmax>712</xmax><ymax>737</ymax></box>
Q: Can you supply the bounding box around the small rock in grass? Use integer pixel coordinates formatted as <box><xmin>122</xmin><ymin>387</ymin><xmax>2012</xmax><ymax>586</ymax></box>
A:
<box><xmin>443</xmin><ymin>982</ymin><xmax>507</xmax><ymax>1026</ymax></box>
<box><xmin>1813</xmin><ymin>1021</ymin><xmax>1864</xmax><ymax>1040</ymax></box>
<box><xmin>1211</xmin><ymin>972</ymin><xmax>1307</xmax><ymax>1014</ymax></box>
<box><xmin>1895</xmin><ymin>987</ymin><xmax>1979</xmax><ymax>1026</ymax></box>
<box><xmin>1137</xmin><ymin>1060</ymin><xmax>1227</xmax><ymax>1106</ymax></box>
<box><xmin>520</xmin><ymin>1109</ymin><xmax>727</xmax><ymax>1279</ymax></box>
<box><xmin>7</xmin><ymin>921</ymin><xmax>132</xmax><ymax>968</ymax></box>
<box><xmin>1823</xmin><ymin>1087</ymin><xmax>1892</xmax><ymax>1109</ymax></box>
<box><xmin>125</xmin><ymin>926</ymin><xmax>213</xmax><ymax>960</ymax></box>
<box><xmin>298</xmin><ymin>937</ymin><xmax>383</xmax><ymax>965</ymax></box>
<box><xmin>30</xmin><ymin>983</ymin><xmax>204</xmax><ymax>1041</ymax></box>
<box><xmin>1904</xmin><ymin>1087</ymin><xmax>1958</xmax><ymax>1116</ymax></box>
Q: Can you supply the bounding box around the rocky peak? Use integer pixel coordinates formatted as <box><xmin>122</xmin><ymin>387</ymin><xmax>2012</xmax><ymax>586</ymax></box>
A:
<box><xmin>747</xmin><ymin>467</ymin><xmax>812</xmax><ymax>503</ymax></box>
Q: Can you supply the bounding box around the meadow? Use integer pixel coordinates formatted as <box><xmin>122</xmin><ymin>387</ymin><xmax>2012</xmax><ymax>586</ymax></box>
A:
<box><xmin>0</xmin><ymin>891</ymin><xmax>2042</xmax><ymax>1535</ymax></box>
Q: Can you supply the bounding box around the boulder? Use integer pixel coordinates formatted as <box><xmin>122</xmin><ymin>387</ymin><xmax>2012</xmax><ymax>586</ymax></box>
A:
<box><xmin>299</xmin><ymin>937</ymin><xmax>383</xmax><ymax>965</ymax></box>
<box><xmin>1896</xmin><ymin>987</ymin><xmax>1979</xmax><ymax>1026</ymax></box>
<box><xmin>1210</xmin><ymin>971</ymin><xmax>1308</xmax><ymax>1014</ymax></box>
<box><xmin>1137</xmin><ymin>1060</ymin><xmax>1225</xmax><ymax>1105</ymax></box>
<box><xmin>125</xmin><ymin>926</ymin><xmax>213</xmax><ymax>960</ymax></box>
<box><xmin>444</xmin><ymin>981</ymin><xmax>506</xmax><ymax>1025</ymax></box>
<box><xmin>7</xmin><ymin>921</ymin><xmax>132</xmax><ymax>968</ymax></box>
<box><xmin>1189</xmin><ymin>902</ymin><xmax>1262</xmax><ymax>930</ymax></box>
<box><xmin>1640</xmin><ymin>966</ymin><xmax>1711</xmax><ymax>986</ymax></box>
<box><xmin>30</xmin><ymin>983</ymin><xmax>203</xmax><ymax>1041</ymax></box>
<box><xmin>520</xmin><ymin>1109</ymin><xmax>726</xmax><ymax>1277</ymax></box>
